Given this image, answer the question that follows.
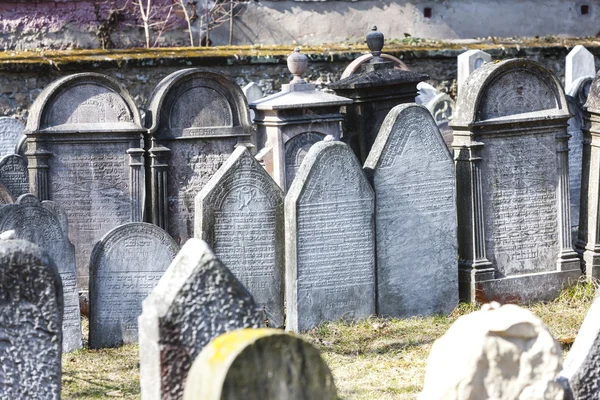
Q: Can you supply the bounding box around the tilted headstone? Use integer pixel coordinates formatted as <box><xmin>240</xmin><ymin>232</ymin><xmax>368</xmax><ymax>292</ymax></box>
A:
<box><xmin>565</xmin><ymin>45</ymin><xmax>596</xmax><ymax>95</ymax></box>
<box><xmin>195</xmin><ymin>146</ymin><xmax>284</xmax><ymax>328</ymax></box>
<box><xmin>0</xmin><ymin>194</ymin><xmax>81</xmax><ymax>352</ymax></box>
<box><xmin>146</xmin><ymin>69</ymin><xmax>255</xmax><ymax>245</ymax></box>
<box><xmin>89</xmin><ymin>222</ymin><xmax>178</xmax><ymax>349</ymax></box>
<box><xmin>559</xmin><ymin>293</ymin><xmax>600</xmax><ymax>399</ymax></box>
<box><xmin>0</xmin><ymin>239</ymin><xmax>63</xmax><ymax>399</ymax></box>
<box><xmin>285</xmin><ymin>141</ymin><xmax>375</xmax><ymax>332</ymax></box>
<box><xmin>0</xmin><ymin>154</ymin><xmax>29</xmax><ymax>198</ymax></box>
<box><xmin>0</xmin><ymin>117</ymin><xmax>24</xmax><ymax>157</ymax></box>
<box><xmin>139</xmin><ymin>238</ymin><xmax>264</xmax><ymax>400</ymax></box>
<box><xmin>330</xmin><ymin>26</ymin><xmax>428</xmax><ymax>163</ymax></box>
<box><xmin>251</xmin><ymin>49</ymin><xmax>351</xmax><ymax>192</ymax></box>
<box><xmin>457</xmin><ymin>49</ymin><xmax>492</xmax><ymax>95</ymax></box>
<box><xmin>183</xmin><ymin>329</ymin><xmax>338</xmax><ymax>400</ymax></box>
<box><xmin>25</xmin><ymin>72</ymin><xmax>146</xmax><ymax>288</ymax></box>
<box><xmin>364</xmin><ymin>104</ymin><xmax>457</xmax><ymax>317</ymax></box>
<box><xmin>452</xmin><ymin>59</ymin><xmax>581</xmax><ymax>303</ymax></box>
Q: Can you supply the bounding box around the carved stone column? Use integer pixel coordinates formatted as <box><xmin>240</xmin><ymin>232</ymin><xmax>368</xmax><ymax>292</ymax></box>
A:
<box><xmin>149</xmin><ymin>144</ymin><xmax>171</xmax><ymax>230</ymax></box>
<box><xmin>25</xmin><ymin>145</ymin><xmax>51</xmax><ymax>201</ymax></box>
<box><xmin>127</xmin><ymin>147</ymin><xmax>145</xmax><ymax>222</ymax></box>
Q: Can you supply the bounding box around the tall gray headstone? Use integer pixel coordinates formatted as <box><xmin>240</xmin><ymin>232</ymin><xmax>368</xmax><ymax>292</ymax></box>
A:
<box><xmin>364</xmin><ymin>104</ymin><xmax>457</xmax><ymax>317</ymax></box>
<box><xmin>0</xmin><ymin>194</ymin><xmax>81</xmax><ymax>352</ymax></box>
<box><xmin>0</xmin><ymin>117</ymin><xmax>24</xmax><ymax>157</ymax></box>
<box><xmin>0</xmin><ymin>239</ymin><xmax>63</xmax><ymax>399</ymax></box>
<box><xmin>146</xmin><ymin>69</ymin><xmax>255</xmax><ymax>245</ymax></box>
<box><xmin>452</xmin><ymin>59</ymin><xmax>580</xmax><ymax>303</ymax></box>
<box><xmin>139</xmin><ymin>238</ymin><xmax>264</xmax><ymax>400</ymax></box>
<box><xmin>0</xmin><ymin>154</ymin><xmax>29</xmax><ymax>198</ymax></box>
<box><xmin>566</xmin><ymin>45</ymin><xmax>596</xmax><ymax>95</ymax></box>
<box><xmin>195</xmin><ymin>146</ymin><xmax>284</xmax><ymax>328</ymax></box>
<box><xmin>285</xmin><ymin>141</ymin><xmax>375</xmax><ymax>332</ymax></box>
<box><xmin>25</xmin><ymin>73</ymin><xmax>146</xmax><ymax>288</ymax></box>
<box><xmin>457</xmin><ymin>50</ymin><xmax>492</xmax><ymax>95</ymax></box>
<box><xmin>89</xmin><ymin>222</ymin><xmax>178</xmax><ymax>349</ymax></box>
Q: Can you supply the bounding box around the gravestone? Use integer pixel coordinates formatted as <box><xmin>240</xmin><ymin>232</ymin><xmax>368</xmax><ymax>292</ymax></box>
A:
<box><xmin>0</xmin><ymin>117</ymin><xmax>24</xmax><ymax>157</ymax></box>
<box><xmin>285</xmin><ymin>141</ymin><xmax>375</xmax><ymax>332</ymax></box>
<box><xmin>89</xmin><ymin>222</ymin><xmax>178</xmax><ymax>349</ymax></box>
<box><xmin>416</xmin><ymin>83</ymin><xmax>456</xmax><ymax>149</ymax></box>
<box><xmin>146</xmin><ymin>69</ymin><xmax>255</xmax><ymax>245</ymax></box>
<box><xmin>0</xmin><ymin>154</ymin><xmax>29</xmax><ymax>198</ymax></box>
<box><xmin>183</xmin><ymin>329</ymin><xmax>338</xmax><ymax>400</ymax></box>
<box><xmin>452</xmin><ymin>58</ymin><xmax>580</xmax><ymax>303</ymax></box>
<box><xmin>243</xmin><ymin>82</ymin><xmax>264</xmax><ymax>121</ymax></box>
<box><xmin>195</xmin><ymin>146</ymin><xmax>284</xmax><ymax>328</ymax></box>
<box><xmin>25</xmin><ymin>72</ymin><xmax>146</xmax><ymax>288</ymax></box>
<box><xmin>457</xmin><ymin>49</ymin><xmax>492</xmax><ymax>95</ymax></box>
<box><xmin>364</xmin><ymin>104</ymin><xmax>457</xmax><ymax>317</ymax></box>
<box><xmin>565</xmin><ymin>45</ymin><xmax>596</xmax><ymax>95</ymax></box>
<box><xmin>0</xmin><ymin>194</ymin><xmax>81</xmax><ymax>352</ymax></box>
<box><xmin>0</xmin><ymin>239</ymin><xmax>63</xmax><ymax>399</ymax></box>
<box><xmin>0</xmin><ymin>183</ymin><xmax>14</xmax><ymax>204</ymax></box>
<box><xmin>139</xmin><ymin>238</ymin><xmax>264</xmax><ymax>400</ymax></box>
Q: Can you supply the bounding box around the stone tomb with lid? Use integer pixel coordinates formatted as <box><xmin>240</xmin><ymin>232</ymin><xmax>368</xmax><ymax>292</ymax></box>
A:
<box><xmin>24</xmin><ymin>72</ymin><xmax>146</xmax><ymax>288</ymax></box>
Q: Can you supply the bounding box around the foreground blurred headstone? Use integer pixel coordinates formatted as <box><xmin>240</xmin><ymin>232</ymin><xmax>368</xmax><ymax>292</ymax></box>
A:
<box><xmin>0</xmin><ymin>238</ymin><xmax>63</xmax><ymax>399</ymax></box>
<box><xmin>420</xmin><ymin>303</ymin><xmax>564</xmax><ymax>399</ymax></box>
<box><xmin>139</xmin><ymin>238</ymin><xmax>264</xmax><ymax>400</ymax></box>
<box><xmin>183</xmin><ymin>329</ymin><xmax>337</xmax><ymax>400</ymax></box>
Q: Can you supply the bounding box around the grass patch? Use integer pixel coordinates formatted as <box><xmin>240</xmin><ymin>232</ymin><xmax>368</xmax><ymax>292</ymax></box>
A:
<box><xmin>62</xmin><ymin>281</ymin><xmax>597</xmax><ymax>399</ymax></box>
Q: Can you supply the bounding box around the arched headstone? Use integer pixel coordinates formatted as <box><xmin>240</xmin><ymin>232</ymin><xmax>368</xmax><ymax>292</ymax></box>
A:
<box><xmin>0</xmin><ymin>154</ymin><xmax>29</xmax><ymax>198</ymax></box>
<box><xmin>25</xmin><ymin>73</ymin><xmax>146</xmax><ymax>288</ymax></box>
<box><xmin>457</xmin><ymin>49</ymin><xmax>492</xmax><ymax>95</ymax></box>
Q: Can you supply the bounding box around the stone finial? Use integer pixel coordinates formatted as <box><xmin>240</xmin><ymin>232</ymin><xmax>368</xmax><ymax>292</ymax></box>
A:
<box><xmin>287</xmin><ymin>48</ymin><xmax>308</xmax><ymax>84</ymax></box>
<box><xmin>366</xmin><ymin>25</ymin><xmax>384</xmax><ymax>61</ymax></box>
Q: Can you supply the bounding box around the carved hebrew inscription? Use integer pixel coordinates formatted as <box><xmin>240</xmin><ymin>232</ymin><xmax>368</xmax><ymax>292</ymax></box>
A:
<box><xmin>0</xmin><ymin>118</ymin><xmax>24</xmax><ymax>157</ymax></box>
<box><xmin>0</xmin><ymin>155</ymin><xmax>29</xmax><ymax>198</ymax></box>
<box><xmin>285</xmin><ymin>132</ymin><xmax>325</xmax><ymax>189</ymax></box>
<box><xmin>169</xmin><ymin>86</ymin><xmax>233</xmax><ymax>133</ymax></box>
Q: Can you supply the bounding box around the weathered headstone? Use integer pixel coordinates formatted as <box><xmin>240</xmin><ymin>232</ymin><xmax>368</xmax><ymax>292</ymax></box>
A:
<box><xmin>251</xmin><ymin>49</ymin><xmax>351</xmax><ymax>192</ymax></box>
<box><xmin>0</xmin><ymin>117</ymin><xmax>24</xmax><ymax>157</ymax></box>
<box><xmin>0</xmin><ymin>154</ymin><xmax>29</xmax><ymax>198</ymax></box>
<box><xmin>25</xmin><ymin>72</ymin><xmax>146</xmax><ymax>288</ymax></box>
<box><xmin>452</xmin><ymin>58</ymin><xmax>580</xmax><ymax>303</ymax></box>
<box><xmin>364</xmin><ymin>104</ymin><xmax>457</xmax><ymax>317</ymax></box>
<box><xmin>420</xmin><ymin>303</ymin><xmax>564</xmax><ymax>399</ymax></box>
<box><xmin>0</xmin><ymin>183</ymin><xmax>15</xmax><ymax>204</ymax></box>
<box><xmin>139</xmin><ymin>238</ymin><xmax>264</xmax><ymax>400</ymax></box>
<box><xmin>285</xmin><ymin>141</ymin><xmax>375</xmax><ymax>332</ymax></box>
<box><xmin>183</xmin><ymin>329</ymin><xmax>338</xmax><ymax>400</ymax></box>
<box><xmin>0</xmin><ymin>239</ymin><xmax>63</xmax><ymax>399</ymax></box>
<box><xmin>146</xmin><ymin>69</ymin><xmax>255</xmax><ymax>245</ymax></box>
<box><xmin>0</xmin><ymin>194</ymin><xmax>81</xmax><ymax>352</ymax></box>
<box><xmin>565</xmin><ymin>45</ymin><xmax>596</xmax><ymax>95</ymax></box>
<box><xmin>457</xmin><ymin>49</ymin><xmax>492</xmax><ymax>95</ymax></box>
<box><xmin>195</xmin><ymin>146</ymin><xmax>284</xmax><ymax>328</ymax></box>
<box><xmin>89</xmin><ymin>222</ymin><xmax>178</xmax><ymax>349</ymax></box>
<box><xmin>416</xmin><ymin>83</ymin><xmax>456</xmax><ymax>149</ymax></box>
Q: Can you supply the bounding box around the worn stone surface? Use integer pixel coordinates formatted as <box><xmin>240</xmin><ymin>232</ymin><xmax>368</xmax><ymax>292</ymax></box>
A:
<box><xmin>0</xmin><ymin>239</ymin><xmax>63</xmax><ymax>399</ymax></box>
<box><xmin>420</xmin><ymin>303</ymin><xmax>564</xmax><ymax>399</ymax></box>
<box><xmin>364</xmin><ymin>104</ymin><xmax>457</xmax><ymax>317</ymax></box>
<box><xmin>195</xmin><ymin>146</ymin><xmax>284</xmax><ymax>328</ymax></box>
<box><xmin>286</xmin><ymin>141</ymin><xmax>375</xmax><ymax>332</ymax></box>
<box><xmin>25</xmin><ymin>72</ymin><xmax>146</xmax><ymax>289</ymax></box>
<box><xmin>0</xmin><ymin>117</ymin><xmax>24</xmax><ymax>157</ymax></box>
<box><xmin>0</xmin><ymin>194</ymin><xmax>81</xmax><ymax>352</ymax></box>
<box><xmin>565</xmin><ymin>45</ymin><xmax>596</xmax><ymax>95</ymax></box>
<box><xmin>89</xmin><ymin>222</ymin><xmax>178</xmax><ymax>349</ymax></box>
<box><xmin>0</xmin><ymin>183</ymin><xmax>15</xmax><ymax>204</ymax></box>
<box><xmin>146</xmin><ymin>69</ymin><xmax>255</xmax><ymax>245</ymax></box>
<box><xmin>183</xmin><ymin>329</ymin><xmax>338</xmax><ymax>400</ymax></box>
<box><xmin>452</xmin><ymin>58</ymin><xmax>580</xmax><ymax>303</ymax></box>
<box><xmin>457</xmin><ymin>49</ymin><xmax>491</xmax><ymax>94</ymax></box>
<box><xmin>0</xmin><ymin>154</ymin><xmax>29</xmax><ymax>198</ymax></box>
<box><xmin>139</xmin><ymin>238</ymin><xmax>264</xmax><ymax>400</ymax></box>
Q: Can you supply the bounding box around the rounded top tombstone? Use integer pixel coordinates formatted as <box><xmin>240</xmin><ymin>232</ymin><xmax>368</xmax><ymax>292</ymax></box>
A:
<box><xmin>26</xmin><ymin>72</ymin><xmax>142</xmax><ymax>133</ymax></box>
<box><xmin>145</xmin><ymin>68</ymin><xmax>253</xmax><ymax>138</ymax></box>
<box><xmin>452</xmin><ymin>58</ymin><xmax>568</xmax><ymax>127</ymax></box>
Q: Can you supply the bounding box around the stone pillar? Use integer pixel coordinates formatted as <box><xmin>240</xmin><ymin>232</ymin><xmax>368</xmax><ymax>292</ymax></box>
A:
<box><xmin>149</xmin><ymin>144</ymin><xmax>171</xmax><ymax>230</ymax></box>
<box><xmin>127</xmin><ymin>146</ymin><xmax>145</xmax><ymax>222</ymax></box>
<box><xmin>25</xmin><ymin>145</ymin><xmax>51</xmax><ymax>201</ymax></box>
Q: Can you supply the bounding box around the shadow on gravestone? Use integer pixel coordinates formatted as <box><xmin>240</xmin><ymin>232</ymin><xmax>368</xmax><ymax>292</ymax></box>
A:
<box><xmin>451</xmin><ymin>58</ymin><xmax>581</xmax><ymax>304</ymax></box>
<box><xmin>195</xmin><ymin>146</ymin><xmax>284</xmax><ymax>328</ymax></box>
<box><xmin>139</xmin><ymin>238</ymin><xmax>264</xmax><ymax>400</ymax></box>
<box><xmin>364</xmin><ymin>103</ymin><xmax>457</xmax><ymax>318</ymax></box>
<box><xmin>183</xmin><ymin>329</ymin><xmax>338</xmax><ymax>400</ymax></box>
<box><xmin>89</xmin><ymin>222</ymin><xmax>178</xmax><ymax>349</ymax></box>
<box><xmin>0</xmin><ymin>154</ymin><xmax>29</xmax><ymax>199</ymax></box>
<box><xmin>25</xmin><ymin>72</ymin><xmax>146</xmax><ymax>289</ymax></box>
<box><xmin>285</xmin><ymin>141</ymin><xmax>375</xmax><ymax>332</ymax></box>
<box><xmin>0</xmin><ymin>182</ymin><xmax>15</xmax><ymax>205</ymax></box>
<box><xmin>0</xmin><ymin>117</ymin><xmax>24</xmax><ymax>157</ymax></box>
<box><xmin>0</xmin><ymin>193</ymin><xmax>81</xmax><ymax>352</ymax></box>
<box><xmin>145</xmin><ymin>69</ymin><xmax>255</xmax><ymax>246</ymax></box>
<box><xmin>0</xmin><ymin>238</ymin><xmax>63</xmax><ymax>399</ymax></box>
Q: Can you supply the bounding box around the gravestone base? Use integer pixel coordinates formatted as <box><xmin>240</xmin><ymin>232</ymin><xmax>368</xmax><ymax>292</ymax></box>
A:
<box><xmin>463</xmin><ymin>269</ymin><xmax>581</xmax><ymax>304</ymax></box>
<box><xmin>582</xmin><ymin>248</ymin><xmax>600</xmax><ymax>280</ymax></box>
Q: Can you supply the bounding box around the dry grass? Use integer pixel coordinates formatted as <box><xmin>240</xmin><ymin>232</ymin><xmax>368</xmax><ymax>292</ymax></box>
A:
<box><xmin>62</xmin><ymin>281</ymin><xmax>596</xmax><ymax>399</ymax></box>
